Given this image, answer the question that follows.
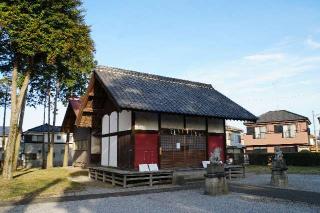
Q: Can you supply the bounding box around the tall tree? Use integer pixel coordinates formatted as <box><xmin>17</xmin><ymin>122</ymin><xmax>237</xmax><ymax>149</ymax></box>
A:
<box><xmin>0</xmin><ymin>0</ymin><xmax>95</xmax><ymax>179</ymax></box>
<box><xmin>47</xmin><ymin>80</ymin><xmax>59</xmax><ymax>168</ymax></box>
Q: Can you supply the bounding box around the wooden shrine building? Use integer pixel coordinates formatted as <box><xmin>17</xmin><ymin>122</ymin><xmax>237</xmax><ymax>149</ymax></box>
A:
<box><xmin>63</xmin><ymin>66</ymin><xmax>256</xmax><ymax>170</ymax></box>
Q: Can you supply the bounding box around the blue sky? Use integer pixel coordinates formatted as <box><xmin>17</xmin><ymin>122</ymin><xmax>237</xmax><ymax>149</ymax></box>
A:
<box><xmin>2</xmin><ymin>0</ymin><xmax>320</xmax><ymax>132</ymax></box>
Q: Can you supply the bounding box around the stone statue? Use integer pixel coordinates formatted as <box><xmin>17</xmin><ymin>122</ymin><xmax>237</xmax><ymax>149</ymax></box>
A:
<box><xmin>209</xmin><ymin>148</ymin><xmax>222</xmax><ymax>165</ymax></box>
<box><xmin>205</xmin><ymin>147</ymin><xmax>228</xmax><ymax>195</ymax></box>
<box><xmin>274</xmin><ymin>147</ymin><xmax>283</xmax><ymax>161</ymax></box>
<box><xmin>271</xmin><ymin>146</ymin><xmax>288</xmax><ymax>187</ymax></box>
<box><xmin>272</xmin><ymin>147</ymin><xmax>287</xmax><ymax>170</ymax></box>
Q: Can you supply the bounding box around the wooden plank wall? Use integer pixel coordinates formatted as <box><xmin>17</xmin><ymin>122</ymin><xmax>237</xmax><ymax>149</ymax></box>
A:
<box><xmin>160</xmin><ymin>135</ymin><xmax>206</xmax><ymax>169</ymax></box>
<box><xmin>160</xmin><ymin>150</ymin><xmax>206</xmax><ymax>169</ymax></box>
<box><xmin>117</xmin><ymin>134</ymin><xmax>134</xmax><ymax>169</ymax></box>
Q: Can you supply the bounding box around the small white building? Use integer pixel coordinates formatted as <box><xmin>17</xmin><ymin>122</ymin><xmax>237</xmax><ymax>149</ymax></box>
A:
<box><xmin>225</xmin><ymin>125</ymin><xmax>245</xmax><ymax>164</ymax></box>
<box><xmin>23</xmin><ymin>124</ymin><xmax>74</xmax><ymax>167</ymax></box>
<box><xmin>0</xmin><ymin>126</ymin><xmax>10</xmax><ymax>162</ymax></box>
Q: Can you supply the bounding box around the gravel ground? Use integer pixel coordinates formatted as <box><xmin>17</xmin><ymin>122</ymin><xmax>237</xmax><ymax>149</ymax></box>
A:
<box><xmin>1</xmin><ymin>189</ymin><xmax>320</xmax><ymax>213</ymax></box>
<box><xmin>232</xmin><ymin>173</ymin><xmax>320</xmax><ymax>193</ymax></box>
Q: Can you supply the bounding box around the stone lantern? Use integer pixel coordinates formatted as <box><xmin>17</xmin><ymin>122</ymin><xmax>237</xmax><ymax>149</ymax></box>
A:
<box><xmin>204</xmin><ymin>148</ymin><xmax>228</xmax><ymax>196</ymax></box>
<box><xmin>270</xmin><ymin>147</ymin><xmax>288</xmax><ymax>187</ymax></box>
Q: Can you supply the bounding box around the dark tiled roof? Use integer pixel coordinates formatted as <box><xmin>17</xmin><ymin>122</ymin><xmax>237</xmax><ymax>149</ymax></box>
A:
<box><xmin>95</xmin><ymin>66</ymin><xmax>256</xmax><ymax>121</ymax></box>
<box><xmin>0</xmin><ymin>126</ymin><xmax>10</xmax><ymax>136</ymax></box>
<box><xmin>256</xmin><ymin>110</ymin><xmax>310</xmax><ymax>124</ymax></box>
<box><xmin>25</xmin><ymin>124</ymin><xmax>61</xmax><ymax>133</ymax></box>
<box><xmin>69</xmin><ymin>98</ymin><xmax>82</xmax><ymax>116</ymax></box>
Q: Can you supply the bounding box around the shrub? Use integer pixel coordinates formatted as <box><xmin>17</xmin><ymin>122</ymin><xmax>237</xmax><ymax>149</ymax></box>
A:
<box><xmin>248</xmin><ymin>153</ymin><xmax>273</xmax><ymax>165</ymax></box>
<box><xmin>248</xmin><ymin>152</ymin><xmax>320</xmax><ymax>166</ymax></box>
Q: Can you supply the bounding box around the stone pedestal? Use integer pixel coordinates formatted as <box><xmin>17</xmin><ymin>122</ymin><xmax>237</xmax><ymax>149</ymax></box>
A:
<box><xmin>204</xmin><ymin>176</ymin><xmax>228</xmax><ymax>196</ymax></box>
<box><xmin>271</xmin><ymin>169</ymin><xmax>288</xmax><ymax>187</ymax></box>
<box><xmin>270</xmin><ymin>159</ymin><xmax>288</xmax><ymax>187</ymax></box>
<box><xmin>204</xmin><ymin>163</ymin><xmax>228</xmax><ymax>196</ymax></box>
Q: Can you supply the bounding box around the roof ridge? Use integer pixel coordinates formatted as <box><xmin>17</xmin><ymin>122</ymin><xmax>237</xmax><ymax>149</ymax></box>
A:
<box><xmin>280</xmin><ymin>110</ymin><xmax>308</xmax><ymax>120</ymax></box>
<box><xmin>96</xmin><ymin>65</ymin><xmax>214</xmax><ymax>89</ymax></box>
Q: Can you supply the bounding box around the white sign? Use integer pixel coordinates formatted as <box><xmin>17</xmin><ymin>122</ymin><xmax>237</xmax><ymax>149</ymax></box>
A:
<box><xmin>176</xmin><ymin>143</ymin><xmax>181</xmax><ymax>149</ymax></box>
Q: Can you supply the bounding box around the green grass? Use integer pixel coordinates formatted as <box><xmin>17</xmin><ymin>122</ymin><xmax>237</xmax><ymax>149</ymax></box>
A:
<box><xmin>0</xmin><ymin>168</ymin><xmax>88</xmax><ymax>201</ymax></box>
<box><xmin>246</xmin><ymin>165</ymin><xmax>320</xmax><ymax>174</ymax></box>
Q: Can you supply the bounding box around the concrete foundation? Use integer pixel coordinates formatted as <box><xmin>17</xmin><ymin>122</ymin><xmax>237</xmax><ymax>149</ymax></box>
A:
<box><xmin>204</xmin><ymin>177</ymin><xmax>228</xmax><ymax>196</ymax></box>
<box><xmin>271</xmin><ymin>170</ymin><xmax>288</xmax><ymax>187</ymax></box>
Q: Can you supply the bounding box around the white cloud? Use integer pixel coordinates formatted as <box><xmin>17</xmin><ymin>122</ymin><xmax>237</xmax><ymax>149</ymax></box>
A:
<box><xmin>243</xmin><ymin>53</ymin><xmax>285</xmax><ymax>62</ymax></box>
<box><xmin>306</xmin><ymin>37</ymin><xmax>320</xmax><ymax>49</ymax></box>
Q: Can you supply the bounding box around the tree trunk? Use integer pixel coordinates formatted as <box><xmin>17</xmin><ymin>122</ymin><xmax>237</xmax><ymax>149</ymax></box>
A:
<box><xmin>1</xmin><ymin>86</ymin><xmax>8</xmax><ymax>165</ymax></box>
<box><xmin>50</xmin><ymin>81</ymin><xmax>59</xmax><ymax>167</ymax></box>
<box><xmin>12</xmin><ymin>90</ymin><xmax>27</xmax><ymax>171</ymax></box>
<box><xmin>63</xmin><ymin>131</ymin><xmax>69</xmax><ymax>167</ymax></box>
<box><xmin>2</xmin><ymin>59</ymin><xmax>18</xmax><ymax>179</ymax></box>
<box><xmin>42</xmin><ymin>93</ymin><xmax>47</xmax><ymax>169</ymax></box>
<box><xmin>46</xmin><ymin>87</ymin><xmax>53</xmax><ymax>168</ymax></box>
<box><xmin>47</xmin><ymin>80</ymin><xmax>59</xmax><ymax>168</ymax></box>
<box><xmin>3</xmin><ymin>58</ymin><xmax>31</xmax><ymax>179</ymax></box>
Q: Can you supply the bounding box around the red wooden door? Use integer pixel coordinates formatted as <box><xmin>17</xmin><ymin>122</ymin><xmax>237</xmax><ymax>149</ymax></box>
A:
<box><xmin>134</xmin><ymin>133</ymin><xmax>158</xmax><ymax>169</ymax></box>
<box><xmin>208</xmin><ymin>135</ymin><xmax>225</xmax><ymax>162</ymax></box>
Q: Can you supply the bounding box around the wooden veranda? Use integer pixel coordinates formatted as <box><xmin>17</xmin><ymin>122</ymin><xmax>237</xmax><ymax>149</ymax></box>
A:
<box><xmin>88</xmin><ymin>167</ymin><xmax>173</xmax><ymax>188</ymax></box>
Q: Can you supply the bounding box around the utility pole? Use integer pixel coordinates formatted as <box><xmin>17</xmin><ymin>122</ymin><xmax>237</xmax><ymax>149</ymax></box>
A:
<box><xmin>312</xmin><ymin>111</ymin><xmax>319</xmax><ymax>152</ymax></box>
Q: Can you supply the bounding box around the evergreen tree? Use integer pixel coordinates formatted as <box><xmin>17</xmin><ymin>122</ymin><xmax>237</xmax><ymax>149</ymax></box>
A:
<box><xmin>0</xmin><ymin>0</ymin><xmax>95</xmax><ymax>179</ymax></box>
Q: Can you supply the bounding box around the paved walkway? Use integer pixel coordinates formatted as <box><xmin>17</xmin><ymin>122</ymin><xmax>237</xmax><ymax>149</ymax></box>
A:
<box><xmin>2</xmin><ymin>189</ymin><xmax>320</xmax><ymax>213</ymax></box>
<box><xmin>232</xmin><ymin>173</ymin><xmax>320</xmax><ymax>193</ymax></box>
<box><xmin>1</xmin><ymin>181</ymin><xmax>320</xmax><ymax>208</ymax></box>
<box><xmin>229</xmin><ymin>183</ymin><xmax>320</xmax><ymax>206</ymax></box>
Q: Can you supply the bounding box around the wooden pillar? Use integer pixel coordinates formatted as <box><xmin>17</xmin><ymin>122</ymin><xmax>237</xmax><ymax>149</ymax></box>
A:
<box><xmin>223</xmin><ymin>119</ymin><xmax>227</xmax><ymax>163</ymax></box>
<box><xmin>149</xmin><ymin>173</ymin><xmax>153</xmax><ymax>186</ymax></box>
<box><xmin>158</xmin><ymin>113</ymin><xmax>161</xmax><ymax>169</ymax></box>
<box><xmin>131</xmin><ymin>111</ymin><xmax>135</xmax><ymax>170</ymax></box>
<box><xmin>205</xmin><ymin>118</ymin><xmax>209</xmax><ymax>160</ymax></box>
<box><xmin>123</xmin><ymin>175</ymin><xmax>127</xmax><ymax>188</ymax></box>
<box><xmin>112</xmin><ymin>173</ymin><xmax>115</xmax><ymax>186</ymax></box>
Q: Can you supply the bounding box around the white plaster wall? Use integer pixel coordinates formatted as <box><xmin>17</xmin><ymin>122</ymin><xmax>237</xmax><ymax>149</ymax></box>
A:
<box><xmin>186</xmin><ymin>116</ymin><xmax>206</xmax><ymax>130</ymax></box>
<box><xmin>101</xmin><ymin>137</ymin><xmax>109</xmax><ymax>166</ymax></box>
<box><xmin>135</xmin><ymin>112</ymin><xmax>158</xmax><ymax>130</ymax></box>
<box><xmin>119</xmin><ymin>110</ymin><xmax>132</xmax><ymax>131</ymax></box>
<box><xmin>110</xmin><ymin>111</ymin><xmax>118</xmax><ymax>133</ymax></box>
<box><xmin>102</xmin><ymin>114</ymin><xmax>110</xmax><ymax>134</ymax></box>
<box><xmin>91</xmin><ymin>135</ymin><xmax>101</xmax><ymax>154</ymax></box>
<box><xmin>28</xmin><ymin>133</ymin><xmax>68</xmax><ymax>143</ymax></box>
<box><xmin>109</xmin><ymin>136</ymin><xmax>117</xmax><ymax>167</ymax></box>
<box><xmin>161</xmin><ymin>114</ymin><xmax>184</xmax><ymax>129</ymax></box>
<box><xmin>208</xmin><ymin>118</ymin><xmax>224</xmax><ymax>133</ymax></box>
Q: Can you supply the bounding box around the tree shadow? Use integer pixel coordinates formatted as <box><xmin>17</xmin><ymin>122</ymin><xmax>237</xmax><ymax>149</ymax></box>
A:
<box><xmin>13</xmin><ymin>170</ymin><xmax>34</xmax><ymax>179</ymax></box>
<box><xmin>7</xmin><ymin>178</ymin><xmax>63</xmax><ymax>212</ymax></box>
<box><xmin>68</xmin><ymin>169</ymin><xmax>88</xmax><ymax>178</ymax></box>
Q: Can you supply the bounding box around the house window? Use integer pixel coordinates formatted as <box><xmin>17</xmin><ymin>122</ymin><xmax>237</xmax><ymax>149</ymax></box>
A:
<box><xmin>252</xmin><ymin>147</ymin><xmax>267</xmax><ymax>153</ymax></box>
<box><xmin>230</xmin><ymin>133</ymin><xmax>241</xmax><ymax>144</ymax></box>
<box><xmin>56</xmin><ymin>135</ymin><xmax>62</xmax><ymax>140</ymax></box>
<box><xmin>283</xmin><ymin>124</ymin><xmax>296</xmax><ymax>138</ymax></box>
<box><xmin>31</xmin><ymin>135</ymin><xmax>44</xmax><ymax>142</ymax></box>
<box><xmin>25</xmin><ymin>153</ymin><xmax>37</xmax><ymax>160</ymax></box>
<box><xmin>254</xmin><ymin>126</ymin><xmax>266</xmax><ymax>139</ymax></box>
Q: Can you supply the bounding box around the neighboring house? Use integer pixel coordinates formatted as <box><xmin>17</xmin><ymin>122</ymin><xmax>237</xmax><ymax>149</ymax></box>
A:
<box><xmin>61</xmin><ymin>97</ymin><xmax>101</xmax><ymax>168</ymax></box>
<box><xmin>0</xmin><ymin>126</ymin><xmax>10</xmax><ymax>161</ymax></box>
<box><xmin>68</xmin><ymin>66</ymin><xmax>256</xmax><ymax>170</ymax></box>
<box><xmin>23</xmin><ymin>124</ymin><xmax>74</xmax><ymax>167</ymax></box>
<box><xmin>225</xmin><ymin>125</ymin><xmax>245</xmax><ymax>164</ymax></box>
<box><xmin>244</xmin><ymin>110</ymin><xmax>311</xmax><ymax>153</ymax></box>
